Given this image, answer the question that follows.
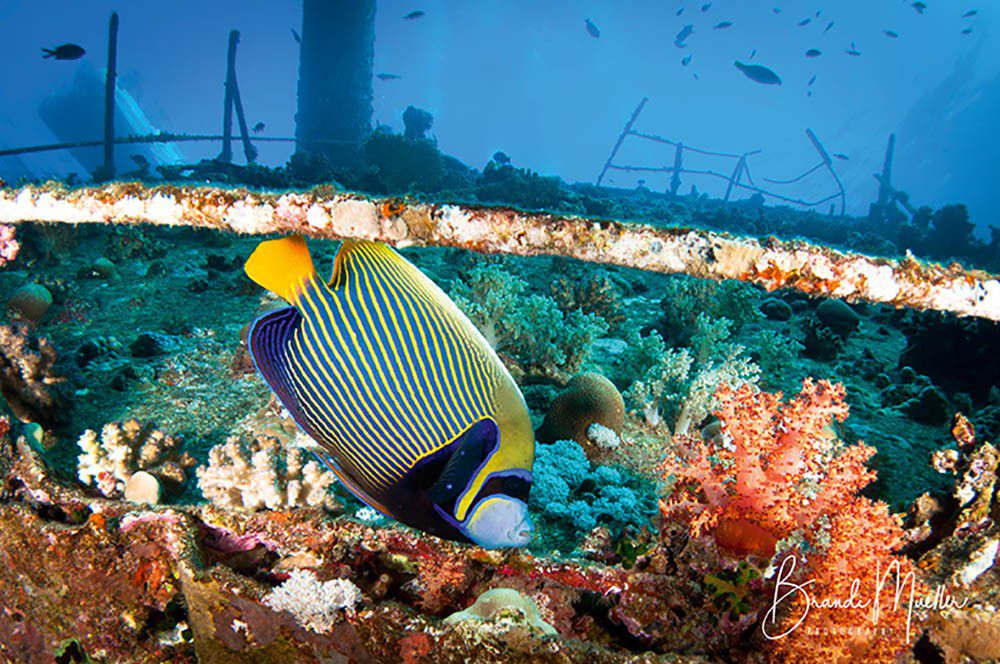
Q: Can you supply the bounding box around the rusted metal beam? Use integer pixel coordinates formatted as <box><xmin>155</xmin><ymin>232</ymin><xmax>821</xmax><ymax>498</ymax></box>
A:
<box><xmin>1</xmin><ymin>181</ymin><xmax>997</xmax><ymax>321</ymax></box>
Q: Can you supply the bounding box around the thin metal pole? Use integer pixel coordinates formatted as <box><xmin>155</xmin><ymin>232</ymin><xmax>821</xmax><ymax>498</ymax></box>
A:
<box><xmin>101</xmin><ymin>12</ymin><xmax>120</xmax><ymax>180</ymax></box>
<box><xmin>596</xmin><ymin>97</ymin><xmax>647</xmax><ymax>186</ymax></box>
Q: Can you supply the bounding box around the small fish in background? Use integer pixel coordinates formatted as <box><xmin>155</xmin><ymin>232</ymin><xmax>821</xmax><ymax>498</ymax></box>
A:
<box><xmin>846</xmin><ymin>41</ymin><xmax>862</xmax><ymax>56</ymax></box>
<box><xmin>884</xmin><ymin>29</ymin><xmax>899</xmax><ymax>38</ymax></box>
<box><xmin>961</xmin><ymin>27</ymin><xmax>973</xmax><ymax>34</ymax></box>
<box><xmin>403</xmin><ymin>10</ymin><xmax>425</xmax><ymax>20</ymax></box>
<box><xmin>676</xmin><ymin>7</ymin><xmax>685</xmax><ymax>16</ymax></box>
<box><xmin>714</xmin><ymin>21</ymin><xmax>733</xmax><ymax>30</ymax></box>
<box><xmin>252</xmin><ymin>122</ymin><xmax>266</xmax><ymax>133</ymax></box>
<box><xmin>808</xmin><ymin>74</ymin><xmax>817</xmax><ymax>85</ymax></box>
<box><xmin>833</xmin><ymin>153</ymin><xmax>849</xmax><ymax>160</ymax></box>
<box><xmin>243</xmin><ymin>236</ymin><xmax>535</xmax><ymax>549</ymax></box>
<box><xmin>291</xmin><ymin>28</ymin><xmax>301</xmax><ymax>44</ymax></box>
<box><xmin>805</xmin><ymin>48</ymin><xmax>822</xmax><ymax>57</ymax></box>
<box><xmin>675</xmin><ymin>24</ymin><xmax>694</xmax><ymax>47</ymax></box>
<box><xmin>824</xmin><ymin>21</ymin><xmax>835</xmax><ymax>33</ymax></box>
<box><xmin>41</xmin><ymin>44</ymin><xmax>85</xmax><ymax>60</ymax></box>
<box><xmin>492</xmin><ymin>151</ymin><xmax>511</xmax><ymax>165</ymax></box>
<box><xmin>585</xmin><ymin>18</ymin><xmax>601</xmax><ymax>38</ymax></box>
<box><xmin>773</xmin><ymin>7</ymin><xmax>782</xmax><ymax>13</ymax></box>
<box><xmin>682</xmin><ymin>54</ymin><xmax>693</xmax><ymax>66</ymax></box>
<box><xmin>130</xmin><ymin>154</ymin><xmax>149</xmax><ymax>169</ymax></box>
<box><xmin>807</xmin><ymin>90</ymin><xmax>813</xmax><ymax>97</ymax></box>
<box><xmin>750</xmin><ymin>48</ymin><xmax>758</xmax><ymax>59</ymax></box>
<box><xmin>797</xmin><ymin>17</ymin><xmax>812</xmax><ymax>26</ymax></box>
<box><xmin>734</xmin><ymin>60</ymin><xmax>782</xmax><ymax>85</ymax></box>
<box><xmin>963</xmin><ymin>9</ymin><xmax>978</xmax><ymax>18</ymax></box>
<box><xmin>815</xmin><ymin>10</ymin><xmax>822</xmax><ymax>17</ymax></box>
<box><xmin>693</xmin><ymin>72</ymin><xmax>701</xmax><ymax>80</ymax></box>
<box><xmin>912</xmin><ymin>2</ymin><xmax>927</xmax><ymax>14</ymax></box>
<box><xmin>376</xmin><ymin>73</ymin><xmax>402</xmax><ymax>81</ymax></box>
<box><xmin>701</xmin><ymin>2</ymin><xmax>712</xmax><ymax>12</ymax></box>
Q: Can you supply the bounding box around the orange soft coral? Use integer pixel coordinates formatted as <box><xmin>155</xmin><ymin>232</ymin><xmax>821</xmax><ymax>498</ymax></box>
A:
<box><xmin>660</xmin><ymin>379</ymin><xmax>875</xmax><ymax>557</ymax></box>
<box><xmin>767</xmin><ymin>499</ymin><xmax>922</xmax><ymax>663</ymax></box>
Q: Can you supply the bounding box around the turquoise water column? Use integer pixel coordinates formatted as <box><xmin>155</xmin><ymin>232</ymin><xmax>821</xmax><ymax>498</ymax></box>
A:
<box><xmin>295</xmin><ymin>0</ymin><xmax>376</xmax><ymax>169</ymax></box>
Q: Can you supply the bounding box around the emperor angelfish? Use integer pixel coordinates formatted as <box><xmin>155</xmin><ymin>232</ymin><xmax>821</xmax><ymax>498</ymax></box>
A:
<box><xmin>244</xmin><ymin>235</ymin><xmax>535</xmax><ymax>549</ymax></box>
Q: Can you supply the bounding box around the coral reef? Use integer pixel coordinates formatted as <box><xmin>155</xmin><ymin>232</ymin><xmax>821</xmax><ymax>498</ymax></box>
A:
<box><xmin>550</xmin><ymin>272</ymin><xmax>626</xmax><ymax>331</ymax></box>
<box><xmin>529</xmin><ymin>438</ymin><xmax>657</xmax><ymax>552</ymax></box>
<box><xmin>660</xmin><ymin>379</ymin><xmax>873</xmax><ymax>556</ymax></box>
<box><xmin>77</xmin><ymin>419</ymin><xmax>196</xmax><ymax>500</ymax></box>
<box><xmin>196</xmin><ymin>433</ymin><xmax>340</xmax><ymax>512</ymax></box>
<box><xmin>6</xmin><ymin>283</ymin><xmax>53</xmax><ymax>323</ymax></box>
<box><xmin>0</xmin><ymin>323</ymin><xmax>76</xmax><ymax>427</ymax></box>
<box><xmin>450</xmin><ymin>263</ymin><xmax>608</xmax><ymax>383</ymax></box>
<box><xmin>624</xmin><ymin>316</ymin><xmax>760</xmax><ymax>437</ymax></box>
<box><xmin>535</xmin><ymin>372</ymin><xmax>625</xmax><ymax>462</ymax></box>
<box><xmin>262</xmin><ymin>569</ymin><xmax>362</xmax><ymax>634</ymax></box>
<box><xmin>443</xmin><ymin>588</ymin><xmax>557</xmax><ymax>636</ymax></box>
<box><xmin>0</xmin><ymin>223</ymin><xmax>19</xmax><ymax>268</ymax></box>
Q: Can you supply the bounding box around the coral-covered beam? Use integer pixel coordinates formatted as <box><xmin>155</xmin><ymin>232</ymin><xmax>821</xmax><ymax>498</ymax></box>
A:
<box><xmin>1</xmin><ymin>181</ymin><xmax>998</xmax><ymax>321</ymax></box>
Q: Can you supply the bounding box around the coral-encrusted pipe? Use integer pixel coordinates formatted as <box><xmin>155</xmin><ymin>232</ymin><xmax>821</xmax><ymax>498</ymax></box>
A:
<box><xmin>1</xmin><ymin>181</ymin><xmax>999</xmax><ymax>321</ymax></box>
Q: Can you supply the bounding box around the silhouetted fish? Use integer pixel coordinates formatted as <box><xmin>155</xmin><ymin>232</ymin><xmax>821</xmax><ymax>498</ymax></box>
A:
<box><xmin>682</xmin><ymin>54</ymin><xmax>693</xmax><ymax>66</ymax></box>
<box><xmin>805</xmin><ymin>48</ymin><xmax>822</xmax><ymax>57</ymax></box>
<box><xmin>714</xmin><ymin>21</ymin><xmax>733</xmax><ymax>29</ymax></box>
<box><xmin>244</xmin><ymin>236</ymin><xmax>535</xmax><ymax>549</ymax></box>
<box><xmin>41</xmin><ymin>44</ymin><xmax>85</xmax><ymax>60</ymax></box>
<box><xmin>808</xmin><ymin>74</ymin><xmax>817</xmax><ymax>85</ymax></box>
<box><xmin>675</xmin><ymin>24</ymin><xmax>694</xmax><ymax>46</ymax></box>
<box><xmin>403</xmin><ymin>10</ymin><xmax>425</xmax><ymax>20</ymax></box>
<box><xmin>912</xmin><ymin>2</ymin><xmax>927</xmax><ymax>14</ymax></box>
<box><xmin>131</xmin><ymin>154</ymin><xmax>149</xmax><ymax>168</ymax></box>
<box><xmin>961</xmin><ymin>27</ymin><xmax>973</xmax><ymax>34</ymax></box>
<box><xmin>492</xmin><ymin>151</ymin><xmax>510</xmax><ymax>165</ymax></box>
<box><xmin>962</xmin><ymin>10</ymin><xmax>978</xmax><ymax>18</ymax></box>
<box><xmin>676</xmin><ymin>7</ymin><xmax>684</xmax><ymax>16</ymax></box>
<box><xmin>701</xmin><ymin>3</ymin><xmax>712</xmax><ymax>12</ymax></box>
<box><xmin>773</xmin><ymin>7</ymin><xmax>782</xmax><ymax>13</ymax></box>
<box><xmin>291</xmin><ymin>28</ymin><xmax>301</xmax><ymax>44</ymax></box>
<box><xmin>833</xmin><ymin>153</ymin><xmax>849</xmax><ymax>160</ymax></box>
<box><xmin>824</xmin><ymin>21</ymin><xmax>835</xmax><ymax>33</ymax></box>
<box><xmin>734</xmin><ymin>60</ymin><xmax>782</xmax><ymax>85</ymax></box>
<box><xmin>750</xmin><ymin>48</ymin><xmax>758</xmax><ymax>59</ymax></box>
<box><xmin>798</xmin><ymin>17</ymin><xmax>812</xmax><ymax>26</ymax></box>
<box><xmin>846</xmin><ymin>41</ymin><xmax>862</xmax><ymax>56</ymax></box>
<box><xmin>252</xmin><ymin>122</ymin><xmax>265</xmax><ymax>133</ymax></box>
<box><xmin>884</xmin><ymin>29</ymin><xmax>899</xmax><ymax>38</ymax></box>
<box><xmin>585</xmin><ymin>18</ymin><xmax>600</xmax><ymax>38</ymax></box>
<box><xmin>376</xmin><ymin>73</ymin><xmax>402</xmax><ymax>81</ymax></box>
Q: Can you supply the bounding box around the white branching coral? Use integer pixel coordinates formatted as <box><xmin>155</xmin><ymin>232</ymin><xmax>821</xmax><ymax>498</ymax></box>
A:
<box><xmin>263</xmin><ymin>569</ymin><xmax>362</xmax><ymax>633</ymax></box>
<box><xmin>624</xmin><ymin>314</ymin><xmax>760</xmax><ymax>436</ymax></box>
<box><xmin>196</xmin><ymin>434</ymin><xmax>339</xmax><ymax>511</ymax></box>
<box><xmin>77</xmin><ymin>419</ymin><xmax>195</xmax><ymax>498</ymax></box>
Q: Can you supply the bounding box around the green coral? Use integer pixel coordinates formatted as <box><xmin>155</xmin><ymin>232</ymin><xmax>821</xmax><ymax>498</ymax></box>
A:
<box><xmin>451</xmin><ymin>264</ymin><xmax>608</xmax><ymax>382</ymax></box>
<box><xmin>657</xmin><ymin>275</ymin><xmax>762</xmax><ymax>345</ymax></box>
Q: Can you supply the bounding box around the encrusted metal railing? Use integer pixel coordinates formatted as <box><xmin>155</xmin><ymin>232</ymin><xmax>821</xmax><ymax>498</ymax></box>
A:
<box><xmin>1</xmin><ymin>181</ymin><xmax>998</xmax><ymax>321</ymax></box>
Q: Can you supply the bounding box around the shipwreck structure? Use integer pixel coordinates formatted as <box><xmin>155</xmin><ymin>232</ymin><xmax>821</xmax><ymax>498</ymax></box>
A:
<box><xmin>294</xmin><ymin>0</ymin><xmax>376</xmax><ymax>168</ymax></box>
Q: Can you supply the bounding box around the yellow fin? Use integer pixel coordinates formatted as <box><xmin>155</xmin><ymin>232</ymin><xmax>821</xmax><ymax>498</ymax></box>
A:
<box><xmin>244</xmin><ymin>234</ymin><xmax>316</xmax><ymax>302</ymax></box>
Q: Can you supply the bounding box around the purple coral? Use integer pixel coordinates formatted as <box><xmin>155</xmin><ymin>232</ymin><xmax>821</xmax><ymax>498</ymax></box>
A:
<box><xmin>0</xmin><ymin>224</ymin><xmax>19</xmax><ymax>268</ymax></box>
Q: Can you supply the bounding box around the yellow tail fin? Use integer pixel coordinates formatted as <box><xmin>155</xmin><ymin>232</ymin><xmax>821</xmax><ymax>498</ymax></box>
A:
<box><xmin>244</xmin><ymin>234</ymin><xmax>316</xmax><ymax>303</ymax></box>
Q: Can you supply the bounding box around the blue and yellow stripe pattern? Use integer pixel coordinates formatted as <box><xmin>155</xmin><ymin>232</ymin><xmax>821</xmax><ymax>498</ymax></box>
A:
<box><xmin>245</xmin><ymin>236</ymin><xmax>534</xmax><ymax>544</ymax></box>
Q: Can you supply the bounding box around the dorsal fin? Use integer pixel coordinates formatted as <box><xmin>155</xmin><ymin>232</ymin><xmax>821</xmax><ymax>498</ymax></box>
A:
<box><xmin>245</xmin><ymin>234</ymin><xmax>316</xmax><ymax>303</ymax></box>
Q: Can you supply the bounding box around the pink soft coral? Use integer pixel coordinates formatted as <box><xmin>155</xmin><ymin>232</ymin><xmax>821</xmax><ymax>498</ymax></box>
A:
<box><xmin>0</xmin><ymin>224</ymin><xmax>18</xmax><ymax>268</ymax></box>
<box><xmin>660</xmin><ymin>379</ymin><xmax>876</xmax><ymax>557</ymax></box>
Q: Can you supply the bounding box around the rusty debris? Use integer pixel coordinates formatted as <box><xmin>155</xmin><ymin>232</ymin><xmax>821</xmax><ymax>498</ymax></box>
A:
<box><xmin>1</xmin><ymin>181</ymin><xmax>998</xmax><ymax>321</ymax></box>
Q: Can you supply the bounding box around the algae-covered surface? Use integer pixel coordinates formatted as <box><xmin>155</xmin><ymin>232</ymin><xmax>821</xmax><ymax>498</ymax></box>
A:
<box><xmin>1</xmin><ymin>205</ymin><xmax>998</xmax><ymax>662</ymax></box>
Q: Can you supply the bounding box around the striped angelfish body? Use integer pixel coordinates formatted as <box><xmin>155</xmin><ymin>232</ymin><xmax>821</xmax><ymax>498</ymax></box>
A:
<box><xmin>245</xmin><ymin>237</ymin><xmax>534</xmax><ymax>543</ymax></box>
